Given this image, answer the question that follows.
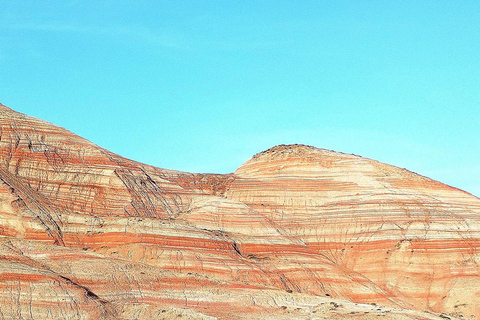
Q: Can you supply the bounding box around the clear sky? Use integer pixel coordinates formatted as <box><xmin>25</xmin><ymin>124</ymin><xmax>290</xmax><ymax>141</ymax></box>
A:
<box><xmin>0</xmin><ymin>1</ymin><xmax>479</xmax><ymax>196</ymax></box>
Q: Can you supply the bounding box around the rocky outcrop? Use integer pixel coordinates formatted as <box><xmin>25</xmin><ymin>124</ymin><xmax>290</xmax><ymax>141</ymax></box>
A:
<box><xmin>0</xmin><ymin>103</ymin><xmax>479</xmax><ymax>319</ymax></box>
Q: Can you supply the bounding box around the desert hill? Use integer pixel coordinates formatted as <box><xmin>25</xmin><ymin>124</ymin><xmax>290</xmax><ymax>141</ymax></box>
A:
<box><xmin>0</xmin><ymin>103</ymin><xmax>479</xmax><ymax>319</ymax></box>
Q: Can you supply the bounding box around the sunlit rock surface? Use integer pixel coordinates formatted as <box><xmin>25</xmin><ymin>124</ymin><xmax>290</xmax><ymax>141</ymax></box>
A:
<box><xmin>0</xmin><ymin>103</ymin><xmax>479</xmax><ymax>319</ymax></box>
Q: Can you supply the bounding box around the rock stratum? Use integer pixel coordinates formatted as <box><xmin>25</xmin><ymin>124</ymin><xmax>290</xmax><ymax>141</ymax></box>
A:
<box><xmin>0</xmin><ymin>103</ymin><xmax>479</xmax><ymax>320</ymax></box>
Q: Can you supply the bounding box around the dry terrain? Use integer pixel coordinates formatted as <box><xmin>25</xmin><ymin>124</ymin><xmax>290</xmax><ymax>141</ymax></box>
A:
<box><xmin>0</xmin><ymin>103</ymin><xmax>479</xmax><ymax>319</ymax></box>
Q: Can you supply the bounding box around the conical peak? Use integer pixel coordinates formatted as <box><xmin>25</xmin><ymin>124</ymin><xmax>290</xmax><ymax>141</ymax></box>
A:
<box><xmin>252</xmin><ymin>144</ymin><xmax>318</xmax><ymax>158</ymax></box>
<box><xmin>251</xmin><ymin>144</ymin><xmax>353</xmax><ymax>160</ymax></box>
<box><xmin>234</xmin><ymin>144</ymin><xmax>362</xmax><ymax>179</ymax></box>
<box><xmin>234</xmin><ymin>143</ymin><xmax>474</xmax><ymax>200</ymax></box>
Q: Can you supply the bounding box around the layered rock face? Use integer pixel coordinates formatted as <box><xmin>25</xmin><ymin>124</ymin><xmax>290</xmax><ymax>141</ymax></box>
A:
<box><xmin>226</xmin><ymin>146</ymin><xmax>480</xmax><ymax>317</ymax></box>
<box><xmin>0</xmin><ymin>103</ymin><xmax>479</xmax><ymax>319</ymax></box>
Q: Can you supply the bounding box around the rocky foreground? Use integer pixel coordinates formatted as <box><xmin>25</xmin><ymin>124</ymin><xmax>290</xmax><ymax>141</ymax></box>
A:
<box><xmin>0</xmin><ymin>103</ymin><xmax>479</xmax><ymax>319</ymax></box>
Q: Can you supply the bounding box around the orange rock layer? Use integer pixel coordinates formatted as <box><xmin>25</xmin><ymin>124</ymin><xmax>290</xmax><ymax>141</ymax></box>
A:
<box><xmin>0</xmin><ymin>103</ymin><xmax>479</xmax><ymax>319</ymax></box>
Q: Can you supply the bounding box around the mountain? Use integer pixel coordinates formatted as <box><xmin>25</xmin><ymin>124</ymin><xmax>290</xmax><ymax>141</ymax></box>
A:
<box><xmin>0</xmin><ymin>102</ymin><xmax>479</xmax><ymax>319</ymax></box>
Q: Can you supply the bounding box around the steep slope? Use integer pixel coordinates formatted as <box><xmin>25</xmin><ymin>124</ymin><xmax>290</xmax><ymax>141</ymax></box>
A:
<box><xmin>0</xmin><ymin>102</ymin><xmax>478</xmax><ymax>319</ymax></box>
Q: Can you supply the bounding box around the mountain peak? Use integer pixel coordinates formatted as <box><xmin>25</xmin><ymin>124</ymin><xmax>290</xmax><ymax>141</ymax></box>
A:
<box><xmin>235</xmin><ymin>143</ymin><xmax>362</xmax><ymax>178</ymax></box>
<box><xmin>251</xmin><ymin>143</ymin><xmax>358</xmax><ymax>161</ymax></box>
<box><xmin>1</xmin><ymin>104</ymin><xmax>480</xmax><ymax>319</ymax></box>
<box><xmin>253</xmin><ymin>144</ymin><xmax>320</xmax><ymax>158</ymax></box>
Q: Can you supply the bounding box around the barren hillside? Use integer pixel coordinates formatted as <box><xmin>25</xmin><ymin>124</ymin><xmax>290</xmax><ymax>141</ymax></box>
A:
<box><xmin>0</xmin><ymin>103</ymin><xmax>479</xmax><ymax>319</ymax></box>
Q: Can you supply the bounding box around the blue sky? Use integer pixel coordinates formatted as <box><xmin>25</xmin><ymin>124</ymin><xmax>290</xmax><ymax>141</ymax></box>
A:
<box><xmin>0</xmin><ymin>1</ymin><xmax>479</xmax><ymax>196</ymax></box>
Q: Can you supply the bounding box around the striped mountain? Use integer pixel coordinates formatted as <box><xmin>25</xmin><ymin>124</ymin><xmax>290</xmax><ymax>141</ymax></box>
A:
<box><xmin>0</xmin><ymin>102</ymin><xmax>479</xmax><ymax>319</ymax></box>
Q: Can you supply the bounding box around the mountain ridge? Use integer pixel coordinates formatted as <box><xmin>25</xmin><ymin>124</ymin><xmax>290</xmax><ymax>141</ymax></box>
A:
<box><xmin>0</xmin><ymin>102</ymin><xmax>479</xmax><ymax>319</ymax></box>
<box><xmin>3</xmin><ymin>102</ymin><xmax>474</xmax><ymax>198</ymax></box>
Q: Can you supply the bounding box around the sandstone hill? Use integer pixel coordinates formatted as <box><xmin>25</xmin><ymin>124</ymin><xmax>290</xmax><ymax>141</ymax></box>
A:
<box><xmin>0</xmin><ymin>103</ymin><xmax>479</xmax><ymax>319</ymax></box>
